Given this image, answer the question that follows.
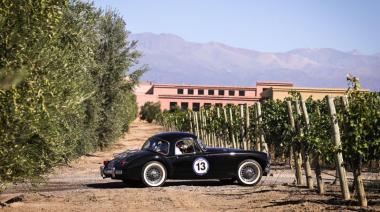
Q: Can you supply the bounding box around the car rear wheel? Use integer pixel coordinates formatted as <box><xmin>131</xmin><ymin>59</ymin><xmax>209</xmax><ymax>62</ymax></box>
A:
<box><xmin>237</xmin><ymin>159</ymin><xmax>262</xmax><ymax>186</ymax></box>
<box><xmin>141</xmin><ymin>161</ymin><xmax>167</xmax><ymax>187</ymax></box>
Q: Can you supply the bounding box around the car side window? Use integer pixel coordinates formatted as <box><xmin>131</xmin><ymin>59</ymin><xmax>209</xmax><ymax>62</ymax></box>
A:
<box><xmin>175</xmin><ymin>138</ymin><xmax>196</xmax><ymax>155</ymax></box>
<box><xmin>154</xmin><ymin>140</ymin><xmax>170</xmax><ymax>155</ymax></box>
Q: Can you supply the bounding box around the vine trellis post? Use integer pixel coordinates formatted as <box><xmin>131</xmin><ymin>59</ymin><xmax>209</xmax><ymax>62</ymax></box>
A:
<box><xmin>327</xmin><ymin>95</ymin><xmax>350</xmax><ymax>200</ymax></box>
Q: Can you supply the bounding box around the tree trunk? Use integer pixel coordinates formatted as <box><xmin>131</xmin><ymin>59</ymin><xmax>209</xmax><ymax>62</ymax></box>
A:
<box><xmin>314</xmin><ymin>153</ymin><xmax>325</xmax><ymax>194</ymax></box>
<box><xmin>332</xmin><ymin>166</ymin><xmax>339</xmax><ymax>185</ymax></box>
<box><xmin>299</xmin><ymin>100</ymin><xmax>314</xmax><ymax>189</ymax></box>
<box><xmin>286</xmin><ymin>101</ymin><xmax>303</xmax><ymax>185</ymax></box>
<box><xmin>294</xmin><ymin>149</ymin><xmax>304</xmax><ymax>185</ymax></box>
<box><xmin>289</xmin><ymin>146</ymin><xmax>294</xmax><ymax>170</ymax></box>
<box><xmin>353</xmin><ymin>165</ymin><xmax>368</xmax><ymax>207</ymax></box>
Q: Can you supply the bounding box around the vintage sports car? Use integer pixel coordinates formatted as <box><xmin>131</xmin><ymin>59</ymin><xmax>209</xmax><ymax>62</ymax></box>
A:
<box><xmin>100</xmin><ymin>132</ymin><xmax>270</xmax><ymax>187</ymax></box>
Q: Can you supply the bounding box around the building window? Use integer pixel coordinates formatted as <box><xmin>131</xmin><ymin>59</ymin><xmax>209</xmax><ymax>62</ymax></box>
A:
<box><xmin>215</xmin><ymin>103</ymin><xmax>223</xmax><ymax>107</ymax></box>
<box><xmin>204</xmin><ymin>103</ymin><xmax>211</xmax><ymax>109</ymax></box>
<box><xmin>198</xmin><ymin>89</ymin><xmax>204</xmax><ymax>95</ymax></box>
<box><xmin>208</xmin><ymin>90</ymin><xmax>214</xmax><ymax>95</ymax></box>
<box><xmin>239</xmin><ymin>90</ymin><xmax>245</xmax><ymax>96</ymax></box>
<box><xmin>192</xmin><ymin>103</ymin><xmax>200</xmax><ymax>111</ymax></box>
<box><xmin>228</xmin><ymin>90</ymin><xmax>235</xmax><ymax>96</ymax></box>
<box><xmin>181</xmin><ymin>102</ymin><xmax>189</xmax><ymax>110</ymax></box>
<box><xmin>170</xmin><ymin>102</ymin><xmax>177</xmax><ymax>111</ymax></box>
<box><xmin>218</xmin><ymin>90</ymin><xmax>225</xmax><ymax>96</ymax></box>
<box><xmin>226</xmin><ymin>103</ymin><xmax>233</xmax><ymax>107</ymax></box>
<box><xmin>188</xmin><ymin>89</ymin><xmax>194</xmax><ymax>95</ymax></box>
<box><xmin>177</xmin><ymin>88</ymin><xmax>184</xmax><ymax>94</ymax></box>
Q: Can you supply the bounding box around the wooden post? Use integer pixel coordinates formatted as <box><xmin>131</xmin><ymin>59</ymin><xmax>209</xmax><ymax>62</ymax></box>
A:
<box><xmin>253</xmin><ymin>104</ymin><xmax>261</xmax><ymax>151</ymax></box>
<box><xmin>199</xmin><ymin>111</ymin><xmax>204</xmax><ymax>140</ymax></box>
<box><xmin>341</xmin><ymin>96</ymin><xmax>367</xmax><ymax>206</ymax></box>
<box><xmin>256</xmin><ymin>102</ymin><xmax>268</xmax><ymax>153</ymax></box>
<box><xmin>188</xmin><ymin>112</ymin><xmax>193</xmax><ymax>133</ymax></box>
<box><xmin>245</xmin><ymin>104</ymin><xmax>250</xmax><ymax>150</ymax></box>
<box><xmin>217</xmin><ymin>107</ymin><xmax>222</xmax><ymax>147</ymax></box>
<box><xmin>194</xmin><ymin>112</ymin><xmax>200</xmax><ymax>137</ymax></box>
<box><xmin>313</xmin><ymin>106</ymin><xmax>325</xmax><ymax>194</ymax></box>
<box><xmin>202</xmin><ymin>111</ymin><xmax>209</xmax><ymax>146</ymax></box>
<box><xmin>300</xmin><ymin>100</ymin><xmax>314</xmax><ymax>190</ymax></box>
<box><xmin>223</xmin><ymin>107</ymin><xmax>229</xmax><ymax>148</ymax></box>
<box><xmin>229</xmin><ymin>107</ymin><xmax>237</xmax><ymax>148</ymax></box>
<box><xmin>327</xmin><ymin>95</ymin><xmax>350</xmax><ymax>200</ymax></box>
<box><xmin>286</xmin><ymin>101</ymin><xmax>303</xmax><ymax>186</ymax></box>
<box><xmin>174</xmin><ymin>117</ymin><xmax>178</xmax><ymax>131</ymax></box>
<box><xmin>205</xmin><ymin>110</ymin><xmax>211</xmax><ymax>146</ymax></box>
<box><xmin>240</xmin><ymin>105</ymin><xmax>246</xmax><ymax>150</ymax></box>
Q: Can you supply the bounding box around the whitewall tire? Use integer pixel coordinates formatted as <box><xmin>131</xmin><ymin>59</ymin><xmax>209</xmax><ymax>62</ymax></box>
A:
<box><xmin>237</xmin><ymin>159</ymin><xmax>262</xmax><ymax>186</ymax></box>
<box><xmin>141</xmin><ymin>161</ymin><xmax>167</xmax><ymax>187</ymax></box>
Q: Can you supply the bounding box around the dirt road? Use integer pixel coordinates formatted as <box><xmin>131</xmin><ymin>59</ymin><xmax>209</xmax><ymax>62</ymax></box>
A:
<box><xmin>1</xmin><ymin>120</ymin><xmax>379</xmax><ymax>211</ymax></box>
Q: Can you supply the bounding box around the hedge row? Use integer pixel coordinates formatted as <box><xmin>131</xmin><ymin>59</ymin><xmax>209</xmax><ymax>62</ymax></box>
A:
<box><xmin>0</xmin><ymin>0</ymin><xmax>145</xmax><ymax>189</ymax></box>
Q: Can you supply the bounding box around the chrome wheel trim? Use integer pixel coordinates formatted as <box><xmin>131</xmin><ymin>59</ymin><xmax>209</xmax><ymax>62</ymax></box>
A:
<box><xmin>238</xmin><ymin>161</ymin><xmax>261</xmax><ymax>185</ymax></box>
<box><xmin>143</xmin><ymin>162</ymin><xmax>166</xmax><ymax>187</ymax></box>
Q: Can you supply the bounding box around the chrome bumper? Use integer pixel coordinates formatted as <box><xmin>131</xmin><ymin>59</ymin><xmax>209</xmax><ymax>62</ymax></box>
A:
<box><xmin>100</xmin><ymin>166</ymin><xmax>122</xmax><ymax>178</ymax></box>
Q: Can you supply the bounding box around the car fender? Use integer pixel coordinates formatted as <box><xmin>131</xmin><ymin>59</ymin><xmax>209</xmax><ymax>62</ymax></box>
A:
<box><xmin>124</xmin><ymin>154</ymin><xmax>172</xmax><ymax>180</ymax></box>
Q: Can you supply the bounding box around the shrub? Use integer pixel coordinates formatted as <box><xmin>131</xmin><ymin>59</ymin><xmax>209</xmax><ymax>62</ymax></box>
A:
<box><xmin>140</xmin><ymin>102</ymin><xmax>161</xmax><ymax>123</ymax></box>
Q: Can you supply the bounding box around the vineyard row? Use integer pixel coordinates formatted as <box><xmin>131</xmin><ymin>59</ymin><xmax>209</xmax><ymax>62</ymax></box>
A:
<box><xmin>158</xmin><ymin>85</ymin><xmax>380</xmax><ymax>207</ymax></box>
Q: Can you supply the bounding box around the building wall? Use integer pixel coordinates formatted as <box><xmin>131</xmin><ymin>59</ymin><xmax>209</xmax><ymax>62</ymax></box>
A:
<box><xmin>134</xmin><ymin>81</ymin><xmax>358</xmax><ymax>111</ymax></box>
<box><xmin>267</xmin><ymin>87</ymin><xmax>349</xmax><ymax>100</ymax></box>
<box><xmin>154</xmin><ymin>84</ymin><xmax>260</xmax><ymax>111</ymax></box>
<box><xmin>135</xmin><ymin>82</ymin><xmax>159</xmax><ymax>110</ymax></box>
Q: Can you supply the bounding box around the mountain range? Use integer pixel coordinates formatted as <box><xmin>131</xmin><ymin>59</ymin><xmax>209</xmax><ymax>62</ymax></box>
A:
<box><xmin>130</xmin><ymin>32</ymin><xmax>380</xmax><ymax>90</ymax></box>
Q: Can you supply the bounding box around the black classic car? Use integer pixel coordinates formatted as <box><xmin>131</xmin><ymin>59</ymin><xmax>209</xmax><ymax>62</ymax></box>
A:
<box><xmin>100</xmin><ymin>132</ymin><xmax>270</xmax><ymax>187</ymax></box>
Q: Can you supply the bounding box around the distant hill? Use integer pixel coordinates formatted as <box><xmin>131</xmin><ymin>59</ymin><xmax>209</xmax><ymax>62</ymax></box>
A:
<box><xmin>130</xmin><ymin>32</ymin><xmax>380</xmax><ymax>90</ymax></box>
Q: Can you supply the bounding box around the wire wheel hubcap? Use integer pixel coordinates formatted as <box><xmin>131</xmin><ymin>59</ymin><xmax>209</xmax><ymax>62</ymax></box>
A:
<box><xmin>143</xmin><ymin>163</ymin><xmax>166</xmax><ymax>186</ymax></box>
<box><xmin>146</xmin><ymin>167</ymin><xmax>162</xmax><ymax>183</ymax></box>
<box><xmin>239</xmin><ymin>162</ymin><xmax>260</xmax><ymax>184</ymax></box>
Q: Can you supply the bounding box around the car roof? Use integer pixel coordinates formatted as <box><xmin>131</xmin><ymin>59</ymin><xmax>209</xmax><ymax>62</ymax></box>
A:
<box><xmin>153</xmin><ymin>132</ymin><xmax>197</xmax><ymax>142</ymax></box>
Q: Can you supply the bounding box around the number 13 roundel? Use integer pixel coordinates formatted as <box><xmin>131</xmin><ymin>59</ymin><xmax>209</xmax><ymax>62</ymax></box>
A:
<box><xmin>193</xmin><ymin>157</ymin><xmax>209</xmax><ymax>175</ymax></box>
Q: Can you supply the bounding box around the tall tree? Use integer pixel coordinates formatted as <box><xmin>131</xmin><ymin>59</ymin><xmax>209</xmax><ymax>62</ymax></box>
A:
<box><xmin>95</xmin><ymin>10</ymin><xmax>145</xmax><ymax>148</ymax></box>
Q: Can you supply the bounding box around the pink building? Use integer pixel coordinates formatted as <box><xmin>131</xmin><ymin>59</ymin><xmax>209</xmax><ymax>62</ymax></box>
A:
<box><xmin>135</xmin><ymin>81</ymin><xmax>293</xmax><ymax>111</ymax></box>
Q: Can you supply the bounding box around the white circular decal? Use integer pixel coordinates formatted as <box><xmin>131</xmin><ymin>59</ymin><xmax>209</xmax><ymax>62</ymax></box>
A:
<box><xmin>193</xmin><ymin>157</ymin><xmax>209</xmax><ymax>175</ymax></box>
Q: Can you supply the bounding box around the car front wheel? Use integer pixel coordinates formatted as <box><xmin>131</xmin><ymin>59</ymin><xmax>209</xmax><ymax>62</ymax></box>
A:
<box><xmin>141</xmin><ymin>161</ymin><xmax>167</xmax><ymax>187</ymax></box>
<box><xmin>237</xmin><ymin>159</ymin><xmax>262</xmax><ymax>186</ymax></box>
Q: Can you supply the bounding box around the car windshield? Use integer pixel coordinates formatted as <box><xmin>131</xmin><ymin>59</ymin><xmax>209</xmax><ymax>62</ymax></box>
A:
<box><xmin>196</xmin><ymin>139</ymin><xmax>207</xmax><ymax>151</ymax></box>
<box><xmin>142</xmin><ymin>137</ymin><xmax>169</xmax><ymax>155</ymax></box>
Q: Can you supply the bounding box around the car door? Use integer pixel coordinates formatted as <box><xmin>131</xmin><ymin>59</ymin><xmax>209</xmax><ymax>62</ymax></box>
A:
<box><xmin>202</xmin><ymin>150</ymin><xmax>238</xmax><ymax>178</ymax></box>
<box><xmin>169</xmin><ymin>138</ymin><xmax>200</xmax><ymax>179</ymax></box>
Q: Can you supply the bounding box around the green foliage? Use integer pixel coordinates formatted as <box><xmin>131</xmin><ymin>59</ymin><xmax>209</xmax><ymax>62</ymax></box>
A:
<box><xmin>0</xmin><ymin>0</ymin><xmax>67</xmax><ymax>89</ymax></box>
<box><xmin>159</xmin><ymin>83</ymin><xmax>379</xmax><ymax>170</ymax></box>
<box><xmin>261</xmin><ymin>100</ymin><xmax>292</xmax><ymax>157</ymax></box>
<box><xmin>0</xmin><ymin>1</ymin><xmax>143</xmax><ymax>189</ymax></box>
<box><xmin>140</xmin><ymin>102</ymin><xmax>161</xmax><ymax>123</ymax></box>
<box><xmin>159</xmin><ymin>109</ymin><xmax>191</xmax><ymax>132</ymax></box>
<box><xmin>338</xmin><ymin>78</ymin><xmax>380</xmax><ymax>170</ymax></box>
<box><xmin>304</xmin><ymin>99</ymin><xmax>335</xmax><ymax>163</ymax></box>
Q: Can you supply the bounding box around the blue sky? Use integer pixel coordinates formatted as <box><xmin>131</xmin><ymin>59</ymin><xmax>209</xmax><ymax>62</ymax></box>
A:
<box><xmin>92</xmin><ymin>0</ymin><xmax>380</xmax><ymax>54</ymax></box>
